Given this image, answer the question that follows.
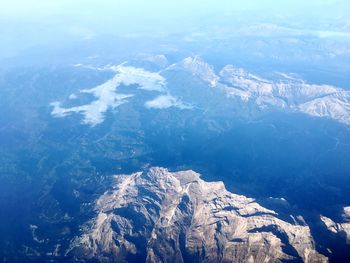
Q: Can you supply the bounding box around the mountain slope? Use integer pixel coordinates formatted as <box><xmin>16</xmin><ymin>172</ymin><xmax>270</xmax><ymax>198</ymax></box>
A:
<box><xmin>71</xmin><ymin>167</ymin><xmax>327</xmax><ymax>263</ymax></box>
<box><xmin>172</xmin><ymin>57</ymin><xmax>350</xmax><ymax>125</ymax></box>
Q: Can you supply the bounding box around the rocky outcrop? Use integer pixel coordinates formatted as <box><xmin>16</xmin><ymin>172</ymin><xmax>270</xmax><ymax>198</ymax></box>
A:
<box><xmin>71</xmin><ymin>167</ymin><xmax>327</xmax><ymax>263</ymax></box>
<box><xmin>321</xmin><ymin>207</ymin><xmax>350</xmax><ymax>244</ymax></box>
<box><xmin>219</xmin><ymin>65</ymin><xmax>350</xmax><ymax>125</ymax></box>
<box><xmin>51</xmin><ymin>57</ymin><xmax>350</xmax><ymax>126</ymax></box>
<box><xmin>169</xmin><ymin>57</ymin><xmax>219</xmax><ymax>87</ymax></box>
<box><xmin>170</xmin><ymin>56</ymin><xmax>350</xmax><ymax>125</ymax></box>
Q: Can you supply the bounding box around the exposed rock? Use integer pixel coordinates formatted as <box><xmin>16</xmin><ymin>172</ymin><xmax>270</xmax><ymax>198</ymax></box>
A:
<box><xmin>321</xmin><ymin>207</ymin><xmax>350</xmax><ymax>244</ymax></box>
<box><xmin>170</xmin><ymin>57</ymin><xmax>219</xmax><ymax>87</ymax></box>
<box><xmin>171</xmin><ymin>57</ymin><xmax>350</xmax><ymax>125</ymax></box>
<box><xmin>53</xmin><ymin>58</ymin><xmax>350</xmax><ymax>126</ymax></box>
<box><xmin>71</xmin><ymin>167</ymin><xmax>327</xmax><ymax>263</ymax></box>
<box><xmin>219</xmin><ymin>65</ymin><xmax>350</xmax><ymax>124</ymax></box>
<box><xmin>145</xmin><ymin>54</ymin><xmax>170</xmax><ymax>69</ymax></box>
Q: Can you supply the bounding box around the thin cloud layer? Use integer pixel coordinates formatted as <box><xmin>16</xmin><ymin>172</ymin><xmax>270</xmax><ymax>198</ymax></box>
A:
<box><xmin>51</xmin><ymin>65</ymin><xmax>167</xmax><ymax>126</ymax></box>
<box><xmin>145</xmin><ymin>95</ymin><xmax>192</xmax><ymax>109</ymax></box>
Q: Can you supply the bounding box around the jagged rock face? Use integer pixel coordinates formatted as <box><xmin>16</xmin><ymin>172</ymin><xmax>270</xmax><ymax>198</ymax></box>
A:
<box><xmin>218</xmin><ymin>65</ymin><xmax>350</xmax><ymax>125</ymax></box>
<box><xmin>170</xmin><ymin>57</ymin><xmax>350</xmax><ymax>125</ymax></box>
<box><xmin>321</xmin><ymin>207</ymin><xmax>350</xmax><ymax>244</ymax></box>
<box><xmin>169</xmin><ymin>57</ymin><xmax>219</xmax><ymax>87</ymax></box>
<box><xmin>71</xmin><ymin>168</ymin><xmax>327</xmax><ymax>263</ymax></box>
<box><xmin>51</xmin><ymin>57</ymin><xmax>350</xmax><ymax>126</ymax></box>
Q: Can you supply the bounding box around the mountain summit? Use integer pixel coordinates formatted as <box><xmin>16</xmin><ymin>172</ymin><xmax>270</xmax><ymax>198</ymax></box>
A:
<box><xmin>71</xmin><ymin>167</ymin><xmax>327</xmax><ymax>263</ymax></box>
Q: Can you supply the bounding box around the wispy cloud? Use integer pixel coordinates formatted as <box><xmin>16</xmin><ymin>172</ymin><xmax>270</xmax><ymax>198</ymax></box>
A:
<box><xmin>145</xmin><ymin>95</ymin><xmax>192</xmax><ymax>110</ymax></box>
<box><xmin>51</xmin><ymin>64</ymin><xmax>167</xmax><ymax>126</ymax></box>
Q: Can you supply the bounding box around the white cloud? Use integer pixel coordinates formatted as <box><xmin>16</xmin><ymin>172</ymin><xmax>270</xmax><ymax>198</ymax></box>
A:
<box><xmin>145</xmin><ymin>95</ymin><xmax>192</xmax><ymax>110</ymax></box>
<box><xmin>50</xmin><ymin>74</ymin><xmax>133</xmax><ymax>125</ymax></box>
<box><xmin>110</xmin><ymin>65</ymin><xmax>166</xmax><ymax>92</ymax></box>
<box><xmin>68</xmin><ymin>93</ymin><xmax>77</xmax><ymax>100</ymax></box>
<box><xmin>51</xmin><ymin>65</ymin><xmax>167</xmax><ymax>126</ymax></box>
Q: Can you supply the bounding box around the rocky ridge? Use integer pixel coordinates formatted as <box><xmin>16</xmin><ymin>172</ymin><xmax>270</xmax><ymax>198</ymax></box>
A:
<box><xmin>321</xmin><ymin>206</ymin><xmax>350</xmax><ymax>244</ymax></box>
<box><xmin>71</xmin><ymin>167</ymin><xmax>327</xmax><ymax>263</ymax></box>
<box><xmin>174</xmin><ymin>57</ymin><xmax>350</xmax><ymax>125</ymax></box>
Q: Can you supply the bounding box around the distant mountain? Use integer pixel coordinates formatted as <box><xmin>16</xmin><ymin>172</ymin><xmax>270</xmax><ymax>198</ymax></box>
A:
<box><xmin>173</xmin><ymin>57</ymin><xmax>350</xmax><ymax>125</ymax></box>
<box><xmin>71</xmin><ymin>167</ymin><xmax>327</xmax><ymax>263</ymax></box>
<box><xmin>321</xmin><ymin>207</ymin><xmax>350</xmax><ymax>244</ymax></box>
<box><xmin>167</xmin><ymin>57</ymin><xmax>219</xmax><ymax>87</ymax></box>
<box><xmin>50</xmin><ymin>57</ymin><xmax>350</xmax><ymax>126</ymax></box>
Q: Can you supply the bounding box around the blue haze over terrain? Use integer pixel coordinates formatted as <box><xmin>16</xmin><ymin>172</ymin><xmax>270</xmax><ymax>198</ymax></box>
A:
<box><xmin>1</xmin><ymin>0</ymin><xmax>350</xmax><ymax>262</ymax></box>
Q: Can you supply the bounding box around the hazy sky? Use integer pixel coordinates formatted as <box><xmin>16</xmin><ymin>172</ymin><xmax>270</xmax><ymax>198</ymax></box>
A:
<box><xmin>1</xmin><ymin>0</ymin><xmax>349</xmax><ymax>59</ymax></box>
<box><xmin>1</xmin><ymin>0</ymin><xmax>349</xmax><ymax>20</ymax></box>
<box><xmin>1</xmin><ymin>0</ymin><xmax>349</xmax><ymax>35</ymax></box>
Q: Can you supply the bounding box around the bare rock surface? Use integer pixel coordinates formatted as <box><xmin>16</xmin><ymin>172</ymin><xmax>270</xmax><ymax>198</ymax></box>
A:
<box><xmin>321</xmin><ymin>207</ymin><xmax>350</xmax><ymax>244</ymax></box>
<box><xmin>71</xmin><ymin>167</ymin><xmax>327</xmax><ymax>263</ymax></box>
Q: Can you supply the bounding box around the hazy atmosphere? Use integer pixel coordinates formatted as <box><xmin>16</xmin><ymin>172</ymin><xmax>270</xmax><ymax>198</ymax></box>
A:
<box><xmin>1</xmin><ymin>0</ymin><xmax>350</xmax><ymax>58</ymax></box>
<box><xmin>1</xmin><ymin>1</ymin><xmax>350</xmax><ymax>262</ymax></box>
